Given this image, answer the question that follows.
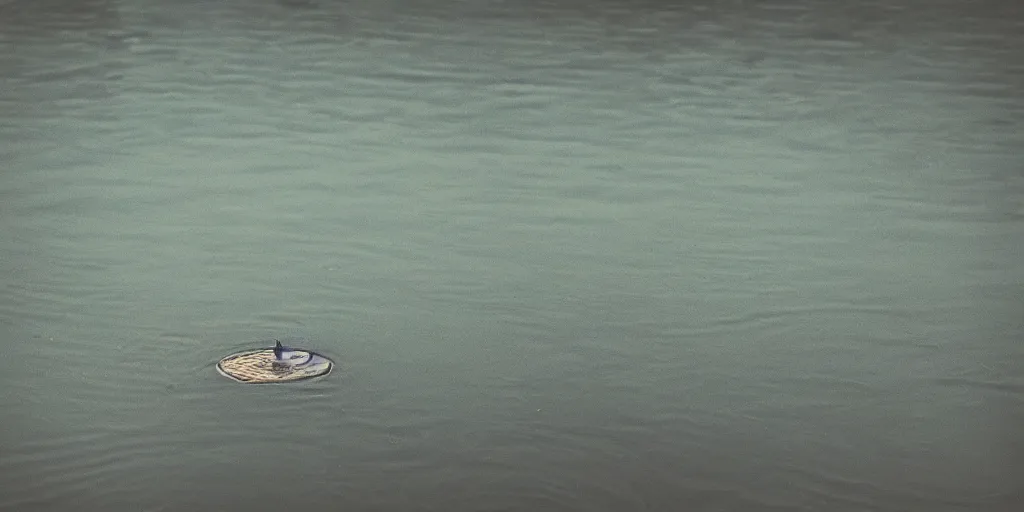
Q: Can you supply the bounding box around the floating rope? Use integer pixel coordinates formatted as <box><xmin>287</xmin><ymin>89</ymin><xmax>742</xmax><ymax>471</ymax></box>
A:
<box><xmin>217</xmin><ymin>346</ymin><xmax>333</xmax><ymax>383</ymax></box>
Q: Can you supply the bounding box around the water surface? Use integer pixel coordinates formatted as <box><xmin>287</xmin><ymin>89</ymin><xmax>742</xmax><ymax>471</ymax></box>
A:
<box><xmin>1</xmin><ymin>0</ymin><xmax>1022</xmax><ymax>510</ymax></box>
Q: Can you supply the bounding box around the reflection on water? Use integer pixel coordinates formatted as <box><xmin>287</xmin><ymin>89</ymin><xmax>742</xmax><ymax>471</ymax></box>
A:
<box><xmin>1</xmin><ymin>0</ymin><xmax>1022</xmax><ymax>510</ymax></box>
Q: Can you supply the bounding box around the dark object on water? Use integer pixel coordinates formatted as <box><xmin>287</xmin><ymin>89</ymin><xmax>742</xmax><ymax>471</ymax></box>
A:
<box><xmin>217</xmin><ymin>340</ymin><xmax>333</xmax><ymax>383</ymax></box>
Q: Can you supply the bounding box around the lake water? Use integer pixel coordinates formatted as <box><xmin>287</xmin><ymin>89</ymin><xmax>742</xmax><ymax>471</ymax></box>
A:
<box><xmin>1</xmin><ymin>0</ymin><xmax>1022</xmax><ymax>510</ymax></box>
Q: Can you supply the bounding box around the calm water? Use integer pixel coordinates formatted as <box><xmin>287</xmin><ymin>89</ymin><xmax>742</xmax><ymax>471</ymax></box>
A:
<box><xmin>1</xmin><ymin>0</ymin><xmax>1022</xmax><ymax>510</ymax></box>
